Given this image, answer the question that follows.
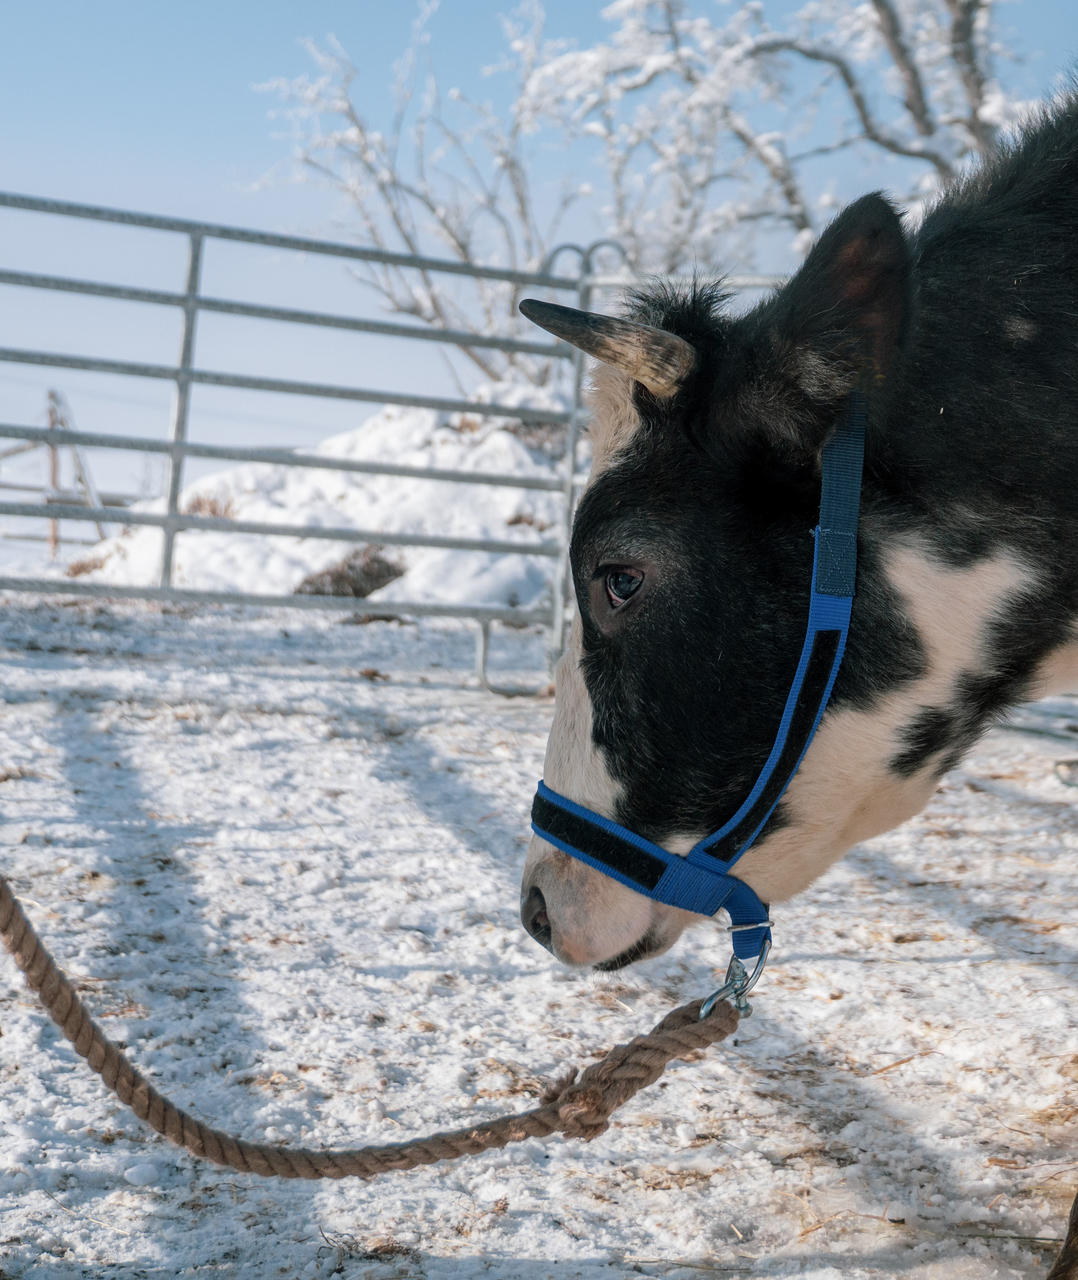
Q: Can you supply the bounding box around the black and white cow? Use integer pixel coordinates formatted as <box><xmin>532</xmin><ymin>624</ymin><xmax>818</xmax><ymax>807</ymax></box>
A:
<box><xmin>518</xmin><ymin>92</ymin><xmax>1078</xmax><ymax>976</ymax></box>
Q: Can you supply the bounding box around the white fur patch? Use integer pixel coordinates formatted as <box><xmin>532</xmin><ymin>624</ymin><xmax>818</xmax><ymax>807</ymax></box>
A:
<box><xmin>1032</xmin><ymin>626</ymin><xmax>1078</xmax><ymax>696</ymax></box>
<box><xmin>522</xmin><ymin>616</ymin><xmax>663</xmax><ymax>965</ymax></box>
<box><xmin>539</xmin><ymin>616</ymin><xmax>620</xmax><ymax>812</ymax></box>
<box><xmin>735</xmin><ymin>541</ymin><xmax>1032</xmax><ymax>902</ymax></box>
<box><xmin>521</xmin><ymin>365</ymin><xmax>664</xmax><ymax>965</ymax></box>
<box><xmin>586</xmin><ymin>364</ymin><xmax>644</xmax><ymax>478</ymax></box>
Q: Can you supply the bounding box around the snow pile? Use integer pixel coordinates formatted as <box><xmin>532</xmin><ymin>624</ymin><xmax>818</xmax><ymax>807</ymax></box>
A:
<box><xmin>76</xmin><ymin>385</ymin><xmax>567</xmax><ymax>610</ymax></box>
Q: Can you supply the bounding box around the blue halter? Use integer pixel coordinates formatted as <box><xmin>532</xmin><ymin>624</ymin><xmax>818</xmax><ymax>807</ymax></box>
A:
<box><xmin>531</xmin><ymin>392</ymin><xmax>868</xmax><ymax>963</ymax></box>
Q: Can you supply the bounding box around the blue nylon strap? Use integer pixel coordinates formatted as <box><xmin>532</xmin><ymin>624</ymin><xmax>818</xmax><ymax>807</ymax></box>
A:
<box><xmin>815</xmin><ymin>392</ymin><xmax>867</xmax><ymax>595</ymax></box>
<box><xmin>530</xmin><ymin>391</ymin><xmax>868</xmax><ymax>960</ymax></box>
<box><xmin>531</xmin><ymin>781</ymin><xmax>768</xmax><ymax>957</ymax></box>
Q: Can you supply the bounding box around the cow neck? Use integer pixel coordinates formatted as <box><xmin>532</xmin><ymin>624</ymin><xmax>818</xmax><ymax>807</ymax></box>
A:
<box><xmin>531</xmin><ymin>390</ymin><xmax>869</xmax><ymax>963</ymax></box>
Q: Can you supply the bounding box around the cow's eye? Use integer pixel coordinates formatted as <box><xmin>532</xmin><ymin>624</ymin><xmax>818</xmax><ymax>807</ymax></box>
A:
<box><xmin>605</xmin><ymin>568</ymin><xmax>644</xmax><ymax>607</ymax></box>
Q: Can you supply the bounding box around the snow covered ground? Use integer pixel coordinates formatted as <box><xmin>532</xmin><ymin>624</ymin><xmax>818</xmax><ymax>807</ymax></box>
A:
<box><xmin>1</xmin><ymin>596</ymin><xmax>1077</xmax><ymax>1280</ymax></box>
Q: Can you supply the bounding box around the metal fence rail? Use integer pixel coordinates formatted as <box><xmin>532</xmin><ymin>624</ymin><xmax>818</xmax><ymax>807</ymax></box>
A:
<box><xmin>0</xmin><ymin>345</ymin><xmax>573</xmax><ymax>423</ymax></box>
<box><xmin>0</xmin><ymin>422</ymin><xmax>566</xmax><ymax>492</ymax></box>
<box><xmin>0</xmin><ymin>191</ymin><xmax>780</xmax><ymax>684</ymax></box>
<box><xmin>0</xmin><ymin>192</ymin><xmax>584</xmax><ymax>287</ymax></box>
<box><xmin>0</xmin><ymin>268</ymin><xmax>565</xmax><ymax>358</ymax></box>
<box><xmin>0</xmin><ymin>191</ymin><xmax>595</xmax><ymax>685</ymax></box>
<box><xmin>0</xmin><ymin>576</ymin><xmax>553</xmax><ymax>627</ymax></box>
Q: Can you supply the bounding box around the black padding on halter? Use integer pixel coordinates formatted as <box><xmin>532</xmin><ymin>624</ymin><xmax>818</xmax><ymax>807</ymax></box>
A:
<box><xmin>530</xmin><ymin>791</ymin><xmax>667</xmax><ymax>890</ymax></box>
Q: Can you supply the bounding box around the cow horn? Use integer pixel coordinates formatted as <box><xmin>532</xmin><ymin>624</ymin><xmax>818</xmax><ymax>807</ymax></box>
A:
<box><xmin>519</xmin><ymin>299</ymin><xmax>695</xmax><ymax>398</ymax></box>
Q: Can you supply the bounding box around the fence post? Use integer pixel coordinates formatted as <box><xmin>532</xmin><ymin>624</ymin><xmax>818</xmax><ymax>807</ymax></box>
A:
<box><xmin>46</xmin><ymin>391</ymin><xmax>60</xmax><ymax>559</ymax></box>
<box><xmin>159</xmin><ymin>232</ymin><xmax>203</xmax><ymax>588</ymax></box>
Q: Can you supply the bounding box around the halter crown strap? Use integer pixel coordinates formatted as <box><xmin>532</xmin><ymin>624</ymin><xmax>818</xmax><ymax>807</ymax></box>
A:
<box><xmin>531</xmin><ymin>391</ymin><xmax>868</xmax><ymax>961</ymax></box>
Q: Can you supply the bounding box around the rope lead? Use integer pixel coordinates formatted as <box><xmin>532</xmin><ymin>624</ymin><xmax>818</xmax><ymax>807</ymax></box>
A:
<box><xmin>0</xmin><ymin>873</ymin><xmax>739</xmax><ymax>1180</ymax></box>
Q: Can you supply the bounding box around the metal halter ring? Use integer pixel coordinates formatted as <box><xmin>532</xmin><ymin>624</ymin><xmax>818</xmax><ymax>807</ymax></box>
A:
<box><xmin>699</xmin><ymin>937</ymin><xmax>772</xmax><ymax>1021</ymax></box>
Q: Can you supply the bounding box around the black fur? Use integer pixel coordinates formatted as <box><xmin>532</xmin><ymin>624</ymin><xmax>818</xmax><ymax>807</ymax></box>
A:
<box><xmin>571</xmin><ymin>93</ymin><xmax>1078</xmax><ymax>844</ymax></box>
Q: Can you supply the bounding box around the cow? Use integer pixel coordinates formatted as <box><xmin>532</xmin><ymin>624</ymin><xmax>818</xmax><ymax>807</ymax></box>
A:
<box><xmin>516</xmin><ymin>92</ymin><xmax>1078</xmax><ymax>1273</ymax></box>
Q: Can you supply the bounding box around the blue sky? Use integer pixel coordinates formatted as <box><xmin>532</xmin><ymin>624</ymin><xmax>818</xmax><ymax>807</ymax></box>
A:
<box><xmin>1</xmin><ymin>1</ymin><xmax>1073</xmax><ymax>224</ymax></box>
<box><xmin>0</xmin><ymin>2</ymin><xmax>610</xmax><ymax>224</ymax></box>
<box><xmin>0</xmin><ymin>1</ymin><xmax>1076</xmax><ymax>519</ymax></box>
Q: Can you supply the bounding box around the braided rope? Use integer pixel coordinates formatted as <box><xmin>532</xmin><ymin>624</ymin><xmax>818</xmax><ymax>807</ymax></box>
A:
<box><xmin>0</xmin><ymin>873</ymin><xmax>739</xmax><ymax>1180</ymax></box>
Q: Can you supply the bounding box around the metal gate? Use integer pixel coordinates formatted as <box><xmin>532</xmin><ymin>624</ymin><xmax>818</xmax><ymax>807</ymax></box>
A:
<box><xmin>0</xmin><ymin>192</ymin><xmax>774</xmax><ymax>684</ymax></box>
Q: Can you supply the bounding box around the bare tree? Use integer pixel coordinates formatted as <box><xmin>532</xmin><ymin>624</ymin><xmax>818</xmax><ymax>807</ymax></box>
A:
<box><xmin>263</xmin><ymin>0</ymin><xmax>1031</xmax><ymax>385</ymax></box>
<box><xmin>260</xmin><ymin>2</ymin><xmax>584</xmax><ymax>390</ymax></box>
<box><xmin>519</xmin><ymin>0</ymin><xmax>1031</xmax><ymax>274</ymax></box>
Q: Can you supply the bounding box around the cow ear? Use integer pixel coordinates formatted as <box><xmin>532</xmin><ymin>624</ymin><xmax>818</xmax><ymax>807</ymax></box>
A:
<box><xmin>735</xmin><ymin>193</ymin><xmax>910</xmax><ymax>460</ymax></box>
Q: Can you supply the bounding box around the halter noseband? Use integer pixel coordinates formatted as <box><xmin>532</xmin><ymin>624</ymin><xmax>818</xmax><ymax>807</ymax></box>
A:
<box><xmin>531</xmin><ymin>391</ymin><xmax>868</xmax><ymax>971</ymax></box>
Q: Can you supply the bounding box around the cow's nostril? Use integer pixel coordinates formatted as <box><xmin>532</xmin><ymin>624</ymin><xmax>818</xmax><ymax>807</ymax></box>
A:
<box><xmin>520</xmin><ymin>885</ymin><xmax>553</xmax><ymax>953</ymax></box>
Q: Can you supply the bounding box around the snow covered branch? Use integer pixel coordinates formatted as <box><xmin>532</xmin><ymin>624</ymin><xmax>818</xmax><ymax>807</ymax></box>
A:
<box><xmin>519</xmin><ymin>0</ymin><xmax>1027</xmax><ymax>273</ymax></box>
<box><xmin>260</xmin><ymin>1</ymin><xmax>1032</xmax><ymax>387</ymax></box>
<box><xmin>259</xmin><ymin>5</ymin><xmax>576</xmax><ymax>391</ymax></box>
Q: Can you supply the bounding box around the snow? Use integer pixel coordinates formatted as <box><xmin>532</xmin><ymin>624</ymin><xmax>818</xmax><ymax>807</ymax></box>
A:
<box><xmin>59</xmin><ymin>391</ymin><xmax>567</xmax><ymax>612</ymax></box>
<box><xmin>1</xmin><ymin>596</ymin><xmax>1076</xmax><ymax>1279</ymax></box>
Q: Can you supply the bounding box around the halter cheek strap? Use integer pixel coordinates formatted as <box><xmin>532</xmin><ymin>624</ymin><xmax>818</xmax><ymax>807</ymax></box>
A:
<box><xmin>531</xmin><ymin>391</ymin><xmax>868</xmax><ymax>963</ymax></box>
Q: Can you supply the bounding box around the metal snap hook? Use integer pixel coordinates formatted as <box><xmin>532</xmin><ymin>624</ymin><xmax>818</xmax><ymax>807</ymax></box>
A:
<box><xmin>699</xmin><ymin>937</ymin><xmax>771</xmax><ymax>1020</ymax></box>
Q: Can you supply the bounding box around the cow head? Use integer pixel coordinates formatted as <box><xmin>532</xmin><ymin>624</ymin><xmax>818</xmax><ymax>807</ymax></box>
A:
<box><xmin>517</xmin><ymin>194</ymin><xmax>959</xmax><ymax>969</ymax></box>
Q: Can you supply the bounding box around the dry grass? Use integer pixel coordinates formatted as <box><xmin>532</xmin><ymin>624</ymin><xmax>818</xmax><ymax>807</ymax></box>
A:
<box><xmin>507</xmin><ymin>511</ymin><xmax>552</xmax><ymax>532</ymax></box>
<box><xmin>65</xmin><ymin>553</ymin><xmax>107</xmax><ymax>578</ymax></box>
<box><xmin>0</xmin><ymin>766</ymin><xmax>41</xmax><ymax>783</ymax></box>
<box><xmin>317</xmin><ymin>1228</ymin><xmax>421</xmax><ymax>1268</ymax></box>
<box><xmin>182</xmin><ymin>493</ymin><xmax>235</xmax><ymax>519</ymax></box>
<box><xmin>473</xmin><ymin>1055</ymin><xmax>545</xmax><ymax>1099</ymax></box>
